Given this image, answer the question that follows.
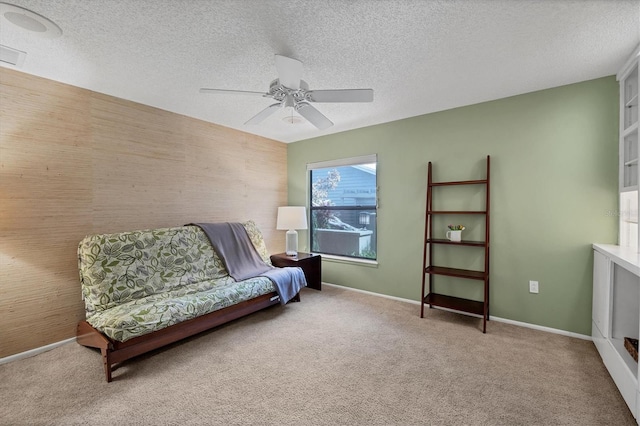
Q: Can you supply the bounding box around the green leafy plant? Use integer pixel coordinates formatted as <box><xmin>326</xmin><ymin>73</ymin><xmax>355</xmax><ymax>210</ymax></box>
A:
<box><xmin>359</xmin><ymin>248</ymin><xmax>377</xmax><ymax>260</ymax></box>
<box><xmin>447</xmin><ymin>224</ymin><xmax>465</xmax><ymax>231</ymax></box>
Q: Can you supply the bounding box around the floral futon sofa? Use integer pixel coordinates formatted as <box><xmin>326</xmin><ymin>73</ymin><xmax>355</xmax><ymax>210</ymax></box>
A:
<box><xmin>76</xmin><ymin>221</ymin><xmax>300</xmax><ymax>382</ymax></box>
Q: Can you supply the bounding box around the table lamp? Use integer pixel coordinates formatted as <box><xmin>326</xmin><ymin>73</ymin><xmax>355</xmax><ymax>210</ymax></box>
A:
<box><xmin>276</xmin><ymin>206</ymin><xmax>308</xmax><ymax>256</ymax></box>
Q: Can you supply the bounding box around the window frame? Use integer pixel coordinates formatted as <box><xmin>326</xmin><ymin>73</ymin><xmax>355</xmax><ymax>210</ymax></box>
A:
<box><xmin>307</xmin><ymin>154</ymin><xmax>378</xmax><ymax>262</ymax></box>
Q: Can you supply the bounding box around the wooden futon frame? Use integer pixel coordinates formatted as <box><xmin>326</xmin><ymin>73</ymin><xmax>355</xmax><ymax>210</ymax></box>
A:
<box><xmin>77</xmin><ymin>292</ymin><xmax>281</xmax><ymax>382</ymax></box>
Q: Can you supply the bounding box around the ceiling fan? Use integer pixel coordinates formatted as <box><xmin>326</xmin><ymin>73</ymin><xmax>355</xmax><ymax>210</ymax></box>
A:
<box><xmin>199</xmin><ymin>55</ymin><xmax>374</xmax><ymax>130</ymax></box>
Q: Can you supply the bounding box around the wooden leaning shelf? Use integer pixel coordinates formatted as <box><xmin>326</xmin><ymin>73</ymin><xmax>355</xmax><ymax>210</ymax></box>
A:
<box><xmin>420</xmin><ymin>156</ymin><xmax>491</xmax><ymax>333</ymax></box>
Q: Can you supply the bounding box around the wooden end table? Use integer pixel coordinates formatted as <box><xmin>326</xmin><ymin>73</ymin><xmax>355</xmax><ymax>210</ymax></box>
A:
<box><xmin>270</xmin><ymin>252</ymin><xmax>322</xmax><ymax>291</ymax></box>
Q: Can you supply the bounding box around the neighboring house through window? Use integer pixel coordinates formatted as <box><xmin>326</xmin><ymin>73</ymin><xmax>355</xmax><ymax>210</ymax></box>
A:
<box><xmin>308</xmin><ymin>154</ymin><xmax>377</xmax><ymax>260</ymax></box>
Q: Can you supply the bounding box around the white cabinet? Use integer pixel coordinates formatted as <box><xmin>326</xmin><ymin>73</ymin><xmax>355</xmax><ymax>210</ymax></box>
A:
<box><xmin>618</xmin><ymin>45</ymin><xmax>640</xmax><ymax>251</ymax></box>
<box><xmin>592</xmin><ymin>244</ymin><xmax>640</xmax><ymax>421</ymax></box>
<box><xmin>592</xmin><ymin>250</ymin><xmax>611</xmax><ymax>337</ymax></box>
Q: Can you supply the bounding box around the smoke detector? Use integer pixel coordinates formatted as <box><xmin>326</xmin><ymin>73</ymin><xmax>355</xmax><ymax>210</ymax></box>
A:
<box><xmin>0</xmin><ymin>2</ymin><xmax>62</xmax><ymax>38</ymax></box>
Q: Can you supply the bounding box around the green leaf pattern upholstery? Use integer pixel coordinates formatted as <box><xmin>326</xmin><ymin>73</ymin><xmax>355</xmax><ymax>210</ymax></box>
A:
<box><xmin>78</xmin><ymin>221</ymin><xmax>275</xmax><ymax>342</ymax></box>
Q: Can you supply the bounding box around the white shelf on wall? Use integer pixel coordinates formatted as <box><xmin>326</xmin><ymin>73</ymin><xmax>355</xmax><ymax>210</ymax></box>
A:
<box><xmin>618</xmin><ymin>45</ymin><xmax>640</xmax><ymax>251</ymax></box>
<box><xmin>625</xmin><ymin>122</ymin><xmax>640</xmax><ymax>138</ymax></box>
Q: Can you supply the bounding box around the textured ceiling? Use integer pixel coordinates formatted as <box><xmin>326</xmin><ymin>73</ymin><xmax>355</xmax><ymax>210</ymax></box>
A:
<box><xmin>1</xmin><ymin>0</ymin><xmax>639</xmax><ymax>143</ymax></box>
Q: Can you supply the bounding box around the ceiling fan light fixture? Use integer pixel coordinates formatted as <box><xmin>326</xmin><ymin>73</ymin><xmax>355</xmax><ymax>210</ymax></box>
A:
<box><xmin>0</xmin><ymin>2</ymin><xmax>62</xmax><ymax>38</ymax></box>
<box><xmin>282</xmin><ymin>115</ymin><xmax>305</xmax><ymax>125</ymax></box>
<box><xmin>284</xmin><ymin>94</ymin><xmax>295</xmax><ymax>108</ymax></box>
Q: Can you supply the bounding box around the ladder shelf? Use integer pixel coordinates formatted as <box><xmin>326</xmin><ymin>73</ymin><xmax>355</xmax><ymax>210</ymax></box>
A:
<box><xmin>420</xmin><ymin>155</ymin><xmax>491</xmax><ymax>333</ymax></box>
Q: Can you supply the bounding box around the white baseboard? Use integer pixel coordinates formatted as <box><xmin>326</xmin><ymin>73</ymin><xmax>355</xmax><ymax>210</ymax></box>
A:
<box><xmin>490</xmin><ymin>316</ymin><xmax>591</xmax><ymax>341</ymax></box>
<box><xmin>0</xmin><ymin>337</ymin><xmax>76</xmax><ymax>365</ymax></box>
<box><xmin>322</xmin><ymin>282</ymin><xmax>592</xmax><ymax>341</ymax></box>
<box><xmin>1</xmin><ymin>283</ymin><xmax>592</xmax><ymax>366</ymax></box>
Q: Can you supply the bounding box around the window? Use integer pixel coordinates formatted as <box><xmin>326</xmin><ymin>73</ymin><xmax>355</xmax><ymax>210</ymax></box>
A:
<box><xmin>308</xmin><ymin>155</ymin><xmax>377</xmax><ymax>260</ymax></box>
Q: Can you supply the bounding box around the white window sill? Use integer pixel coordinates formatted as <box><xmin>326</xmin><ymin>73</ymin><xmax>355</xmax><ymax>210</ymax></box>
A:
<box><xmin>316</xmin><ymin>253</ymin><xmax>378</xmax><ymax>268</ymax></box>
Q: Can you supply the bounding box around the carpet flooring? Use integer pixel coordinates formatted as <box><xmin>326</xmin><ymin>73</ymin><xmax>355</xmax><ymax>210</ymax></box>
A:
<box><xmin>0</xmin><ymin>285</ymin><xmax>634</xmax><ymax>425</ymax></box>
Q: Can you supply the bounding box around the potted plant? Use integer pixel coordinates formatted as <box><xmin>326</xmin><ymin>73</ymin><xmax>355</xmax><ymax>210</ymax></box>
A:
<box><xmin>446</xmin><ymin>224</ymin><xmax>465</xmax><ymax>242</ymax></box>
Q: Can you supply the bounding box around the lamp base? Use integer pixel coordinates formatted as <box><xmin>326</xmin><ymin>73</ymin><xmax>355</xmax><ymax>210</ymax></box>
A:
<box><xmin>285</xmin><ymin>229</ymin><xmax>298</xmax><ymax>256</ymax></box>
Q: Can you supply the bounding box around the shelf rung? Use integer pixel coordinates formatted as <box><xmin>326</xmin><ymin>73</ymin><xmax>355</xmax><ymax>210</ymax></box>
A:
<box><xmin>430</xmin><ymin>179</ymin><xmax>487</xmax><ymax>187</ymax></box>
<box><xmin>427</xmin><ymin>211</ymin><xmax>487</xmax><ymax>215</ymax></box>
<box><xmin>427</xmin><ymin>238</ymin><xmax>486</xmax><ymax>247</ymax></box>
<box><xmin>423</xmin><ymin>293</ymin><xmax>485</xmax><ymax>316</ymax></box>
<box><xmin>425</xmin><ymin>266</ymin><xmax>487</xmax><ymax>280</ymax></box>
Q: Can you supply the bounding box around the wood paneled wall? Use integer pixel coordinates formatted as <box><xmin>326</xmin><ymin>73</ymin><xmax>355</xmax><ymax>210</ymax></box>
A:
<box><xmin>0</xmin><ymin>68</ymin><xmax>287</xmax><ymax>358</ymax></box>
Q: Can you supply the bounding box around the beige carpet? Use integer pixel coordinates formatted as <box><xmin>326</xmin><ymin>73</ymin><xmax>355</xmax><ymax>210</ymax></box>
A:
<box><xmin>0</xmin><ymin>285</ymin><xmax>634</xmax><ymax>425</ymax></box>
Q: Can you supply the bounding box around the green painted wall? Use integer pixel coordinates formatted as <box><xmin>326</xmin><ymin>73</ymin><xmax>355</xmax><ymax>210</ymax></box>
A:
<box><xmin>287</xmin><ymin>77</ymin><xmax>619</xmax><ymax>335</ymax></box>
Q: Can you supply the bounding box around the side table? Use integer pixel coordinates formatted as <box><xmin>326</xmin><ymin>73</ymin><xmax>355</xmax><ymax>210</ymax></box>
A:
<box><xmin>270</xmin><ymin>252</ymin><xmax>322</xmax><ymax>291</ymax></box>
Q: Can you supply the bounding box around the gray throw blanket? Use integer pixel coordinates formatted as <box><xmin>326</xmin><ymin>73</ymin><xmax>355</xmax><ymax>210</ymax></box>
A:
<box><xmin>191</xmin><ymin>222</ymin><xmax>306</xmax><ymax>304</ymax></box>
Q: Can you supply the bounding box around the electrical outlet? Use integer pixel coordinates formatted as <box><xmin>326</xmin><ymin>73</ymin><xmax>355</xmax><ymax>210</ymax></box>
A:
<box><xmin>529</xmin><ymin>280</ymin><xmax>539</xmax><ymax>294</ymax></box>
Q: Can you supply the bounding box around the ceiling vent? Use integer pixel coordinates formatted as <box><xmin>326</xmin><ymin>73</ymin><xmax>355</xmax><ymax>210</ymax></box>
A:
<box><xmin>0</xmin><ymin>44</ymin><xmax>26</xmax><ymax>67</ymax></box>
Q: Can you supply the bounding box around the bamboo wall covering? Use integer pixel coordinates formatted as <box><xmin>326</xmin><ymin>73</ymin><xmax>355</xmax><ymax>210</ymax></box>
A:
<box><xmin>0</xmin><ymin>67</ymin><xmax>287</xmax><ymax>358</ymax></box>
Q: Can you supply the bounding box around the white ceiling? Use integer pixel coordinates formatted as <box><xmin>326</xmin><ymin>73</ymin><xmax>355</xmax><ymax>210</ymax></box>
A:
<box><xmin>1</xmin><ymin>0</ymin><xmax>639</xmax><ymax>143</ymax></box>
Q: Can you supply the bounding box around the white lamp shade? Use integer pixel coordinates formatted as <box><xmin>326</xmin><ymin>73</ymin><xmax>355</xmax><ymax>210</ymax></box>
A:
<box><xmin>276</xmin><ymin>206</ymin><xmax>308</xmax><ymax>230</ymax></box>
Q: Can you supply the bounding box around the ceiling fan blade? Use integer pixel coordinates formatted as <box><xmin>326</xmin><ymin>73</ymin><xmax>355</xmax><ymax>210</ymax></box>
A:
<box><xmin>275</xmin><ymin>54</ymin><xmax>303</xmax><ymax>90</ymax></box>
<box><xmin>199</xmin><ymin>88</ymin><xmax>267</xmax><ymax>96</ymax></box>
<box><xmin>306</xmin><ymin>89</ymin><xmax>374</xmax><ymax>103</ymax></box>
<box><xmin>295</xmin><ymin>102</ymin><xmax>333</xmax><ymax>130</ymax></box>
<box><xmin>245</xmin><ymin>103</ymin><xmax>282</xmax><ymax>125</ymax></box>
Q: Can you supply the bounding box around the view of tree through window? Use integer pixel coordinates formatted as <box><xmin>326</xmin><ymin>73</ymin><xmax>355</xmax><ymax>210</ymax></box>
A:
<box><xmin>310</xmin><ymin>161</ymin><xmax>377</xmax><ymax>260</ymax></box>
